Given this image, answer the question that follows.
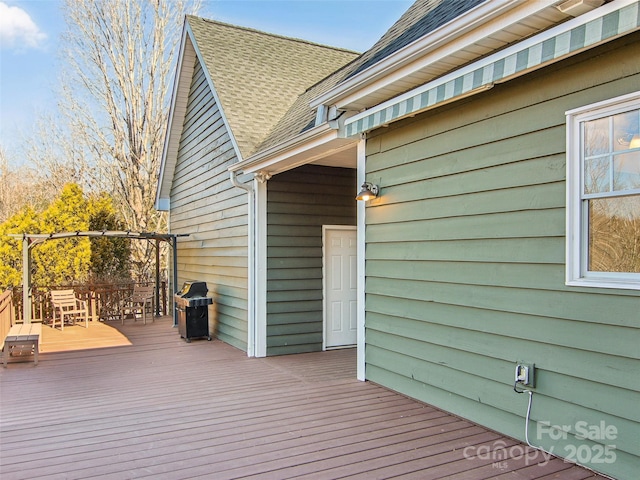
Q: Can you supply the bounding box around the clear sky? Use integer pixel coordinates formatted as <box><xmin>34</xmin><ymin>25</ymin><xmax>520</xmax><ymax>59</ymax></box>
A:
<box><xmin>0</xmin><ymin>0</ymin><xmax>413</xmax><ymax>162</ymax></box>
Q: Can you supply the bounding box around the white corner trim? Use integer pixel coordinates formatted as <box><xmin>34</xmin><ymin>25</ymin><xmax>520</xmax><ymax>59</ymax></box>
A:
<box><xmin>156</xmin><ymin>198</ymin><xmax>170</xmax><ymax>211</ymax></box>
<box><xmin>356</xmin><ymin>138</ymin><xmax>366</xmax><ymax>381</ymax></box>
<box><xmin>251</xmin><ymin>178</ymin><xmax>268</xmax><ymax>357</ymax></box>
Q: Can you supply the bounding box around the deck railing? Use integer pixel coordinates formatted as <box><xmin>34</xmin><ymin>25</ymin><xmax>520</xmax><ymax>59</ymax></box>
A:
<box><xmin>12</xmin><ymin>282</ymin><xmax>168</xmax><ymax>324</ymax></box>
<box><xmin>1</xmin><ymin>289</ymin><xmax>14</xmax><ymax>343</ymax></box>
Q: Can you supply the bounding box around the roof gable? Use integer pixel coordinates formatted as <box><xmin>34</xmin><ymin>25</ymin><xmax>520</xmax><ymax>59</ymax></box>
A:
<box><xmin>187</xmin><ymin>16</ymin><xmax>359</xmax><ymax>159</ymax></box>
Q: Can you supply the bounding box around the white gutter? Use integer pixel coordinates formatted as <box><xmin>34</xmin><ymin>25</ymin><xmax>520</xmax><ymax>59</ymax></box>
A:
<box><xmin>230</xmin><ymin>122</ymin><xmax>332</xmax><ymax>173</ymax></box>
<box><xmin>229</xmin><ymin>122</ymin><xmax>334</xmax><ymax>174</ymax></box>
<box><xmin>228</xmin><ymin>117</ymin><xmax>356</xmax><ymax>176</ymax></box>
<box><xmin>310</xmin><ymin>0</ymin><xmax>553</xmax><ymax>109</ymax></box>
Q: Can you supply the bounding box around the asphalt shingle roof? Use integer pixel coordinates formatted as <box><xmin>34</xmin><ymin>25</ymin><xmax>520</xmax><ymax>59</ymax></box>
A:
<box><xmin>188</xmin><ymin>0</ymin><xmax>486</xmax><ymax>159</ymax></box>
<box><xmin>346</xmin><ymin>0</ymin><xmax>486</xmax><ymax>79</ymax></box>
<box><xmin>254</xmin><ymin>0</ymin><xmax>486</xmax><ymax>155</ymax></box>
<box><xmin>187</xmin><ymin>16</ymin><xmax>359</xmax><ymax>159</ymax></box>
<box><xmin>254</xmin><ymin>61</ymin><xmax>355</xmax><ymax>152</ymax></box>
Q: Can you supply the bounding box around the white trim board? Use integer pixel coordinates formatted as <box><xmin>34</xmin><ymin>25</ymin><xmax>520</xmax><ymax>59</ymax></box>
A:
<box><xmin>356</xmin><ymin>139</ymin><xmax>366</xmax><ymax>381</ymax></box>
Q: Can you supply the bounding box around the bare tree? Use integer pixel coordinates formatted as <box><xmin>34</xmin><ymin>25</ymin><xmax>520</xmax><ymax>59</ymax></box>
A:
<box><xmin>0</xmin><ymin>146</ymin><xmax>56</xmax><ymax>223</ymax></box>
<box><xmin>23</xmin><ymin>113</ymin><xmax>90</xmax><ymax>194</ymax></box>
<box><xmin>59</xmin><ymin>0</ymin><xmax>199</xmax><ymax>280</ymax></box>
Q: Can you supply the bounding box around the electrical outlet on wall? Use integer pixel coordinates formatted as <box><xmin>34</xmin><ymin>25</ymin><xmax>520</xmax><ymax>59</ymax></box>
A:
<box><xmin>515</xmin><ymin>363</ymin><xmax>535</xmax><ymax>387</ymax></box>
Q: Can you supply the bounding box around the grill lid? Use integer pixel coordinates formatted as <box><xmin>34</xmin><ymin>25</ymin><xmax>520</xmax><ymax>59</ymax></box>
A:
<box><xmin>175</xmin><ymin>281</ymin><xmax>212</xmax><ymax>307</ymax></box>
<box><xmin>176</xmin><ymin>281</ymin><xmax>208</xmax><ymax>298</ymax></box>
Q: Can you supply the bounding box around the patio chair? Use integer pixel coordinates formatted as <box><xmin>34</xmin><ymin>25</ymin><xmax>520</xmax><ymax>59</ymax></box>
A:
<box><xmin>121</xmin><ymin>285</ymin><xmax>155</xmax><ymax>325</ymax></box>
<box><xmin>50</xmin><ymin>290</ymin><xmax>89</xmax><ymax>331</ymax></box>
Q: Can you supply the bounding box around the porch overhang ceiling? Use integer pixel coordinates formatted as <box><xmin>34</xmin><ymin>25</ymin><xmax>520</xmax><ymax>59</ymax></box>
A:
<box><xmin>341</xmin><ymin>0</ymin><xmax>640</xmax><ymax>138</ymax></box>
<box><xmin>228</xmin><ymin>123</ymin><xmax>358</xmax><ymax>177</ymax></box>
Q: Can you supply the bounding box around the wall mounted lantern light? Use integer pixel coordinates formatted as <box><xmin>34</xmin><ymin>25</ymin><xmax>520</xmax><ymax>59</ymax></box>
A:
<box><xmin>355</xmin><ymin>182</ymin><xmax>379</xmax><ymax>201</ymax></box>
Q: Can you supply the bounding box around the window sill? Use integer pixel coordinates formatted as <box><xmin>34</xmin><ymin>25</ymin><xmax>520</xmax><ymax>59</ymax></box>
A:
<box><xmin>566</xmin><ymin>278</ymin><xmax>640</xmax><ymax>291</ymax></box>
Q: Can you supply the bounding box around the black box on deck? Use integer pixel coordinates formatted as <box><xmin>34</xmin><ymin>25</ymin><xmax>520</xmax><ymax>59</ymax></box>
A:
<box><xmin>174</xmin><ymin>282</ymin><xmax>213</xmax><ymax>342</ymax></box>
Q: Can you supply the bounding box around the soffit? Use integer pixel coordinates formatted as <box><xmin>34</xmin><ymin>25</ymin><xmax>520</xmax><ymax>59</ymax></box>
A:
<box><xmin>232</xmin><ymin>122</ymin><xmax>358</xmax><ymax>176</ymax></box>
<box><xmin>311</xmin><ymin>144</ymin><xmax>357</xmax><ymax>169</ymax></box>
<box><xmin>265</xmin><ymin>138</ymin><xmax>357</xmax><ymax>176</ymax></box>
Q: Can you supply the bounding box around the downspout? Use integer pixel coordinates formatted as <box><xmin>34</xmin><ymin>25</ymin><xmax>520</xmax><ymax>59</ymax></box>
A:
<box><xmin>229</xmin><ymin>170</ymin><xmax>257</xmax><ymax>357</ymax></box>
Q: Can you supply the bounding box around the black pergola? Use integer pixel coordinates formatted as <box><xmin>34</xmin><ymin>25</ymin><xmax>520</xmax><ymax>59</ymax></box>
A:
<box><xmin>11</xmin><ymin>231</ymin><xmax>188</xmax><ymax>326</ymax></box>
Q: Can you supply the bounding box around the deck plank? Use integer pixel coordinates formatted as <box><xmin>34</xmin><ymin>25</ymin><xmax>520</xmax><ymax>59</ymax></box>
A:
<box><xmin>0</xmin><ymin>317</ymin><xmax>608</xmax><ymax>479</ymax></box>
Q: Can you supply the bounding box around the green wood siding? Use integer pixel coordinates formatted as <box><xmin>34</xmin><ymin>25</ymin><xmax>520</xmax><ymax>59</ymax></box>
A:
<box><xmin>266</xmin><ymin>165</ymin><xmax>356</xmax><ymax>355</ymax></box>
<box><xmin>170</xmin><ymin>59</ymin><xmax>248</xmax><ymax>351</ymax></box>
<box><xmin>364</xmin><ymin>34</ymin><xmax>640</xmax><ymax>479</ymax></box>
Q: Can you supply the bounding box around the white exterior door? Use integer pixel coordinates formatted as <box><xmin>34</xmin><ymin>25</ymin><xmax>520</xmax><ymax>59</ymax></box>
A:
<box><xmin>324</xmin><ymin>226</ymin><xmax>357</xmax><ymax>348</ymax></box>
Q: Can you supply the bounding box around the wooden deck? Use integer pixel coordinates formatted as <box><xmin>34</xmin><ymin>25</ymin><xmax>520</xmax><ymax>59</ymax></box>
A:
<box><xmin>1</xmin><ymin>317</ymin><xmax>607</xmax><ymax>479</ymax></box>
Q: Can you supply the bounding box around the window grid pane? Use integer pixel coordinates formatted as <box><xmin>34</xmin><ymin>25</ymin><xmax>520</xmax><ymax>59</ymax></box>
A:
<box><xmin>587</xmin><ymin>196</ymin><xmax>640</xmax><ymax>273</ymax></box>
<box><xmin>580</xmin><ymin>106</ymin><xmax>640</xmax><ymax>277</ymax></box>
<box><xmin>584</xmin><ymin>157</ymin><xmax>610</xmax><ymax>194</ymax></box>
<box><xmin>582</xmin><ymin>108</ymin><xmax>640</xmax><ymax>197</ymax></box>
<box><xmin>613</xmin><ymin>152</ymin><xmax>640</xmax><ymax>192</ymax></box>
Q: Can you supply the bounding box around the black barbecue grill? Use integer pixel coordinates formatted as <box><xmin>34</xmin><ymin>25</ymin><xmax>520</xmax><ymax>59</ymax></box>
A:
<box><xmin>174</xmin><ymin>281</ymin><xmax>213</xmax><ymax>342</ymax></box>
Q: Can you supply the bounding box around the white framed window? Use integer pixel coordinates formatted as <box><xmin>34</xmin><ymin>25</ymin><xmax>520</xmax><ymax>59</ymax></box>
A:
<box><xmin>566</xmin><ymin>91</ymin><xmax>640</xmax><ymax>290</ymax></box>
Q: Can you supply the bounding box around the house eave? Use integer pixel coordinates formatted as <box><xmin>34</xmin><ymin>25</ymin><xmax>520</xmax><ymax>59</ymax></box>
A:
<box><xmin>311</xmin><ymin>0</ymin><xmax>591</xmax><ymax>112</ymax></box>
<box><xmin>229</xmin><ymin>123</ymin><xmax>357</xmax><ymax>177</ymax></box>
<box><xmin>342</xmin><ymin>0</ymin><xmax>640</xmax><ymax>137</ymax></box>
<box><xmin>310</xmin><ymin>0</ymin><xmax>522</xmax><ymax>108</ymax></box>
